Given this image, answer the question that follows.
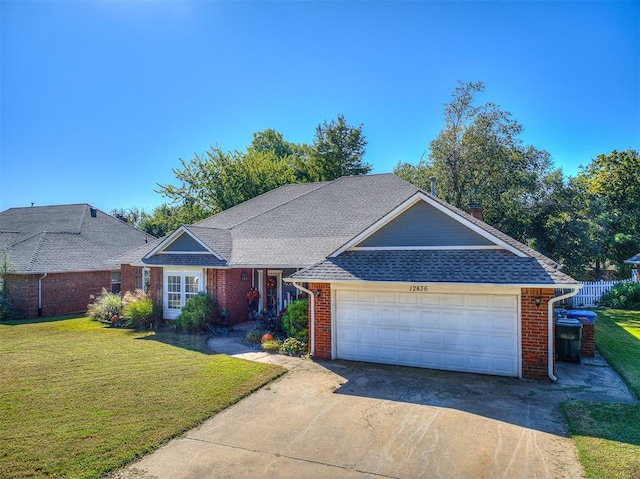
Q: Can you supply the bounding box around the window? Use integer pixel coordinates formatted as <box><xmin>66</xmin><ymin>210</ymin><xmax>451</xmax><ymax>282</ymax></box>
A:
<box><xmin>142</xmin><ymin>268</ymin><xmax>151</xmax><ymax>293</ymax></box>
<box><xmin>163</xmin><ymin>271</ymin><xmax>203</xmax><ymax>319</ymax></box>
<box><xmin>111</xmin><ymin>271</ymin><xmax>121</xmax><ymax>294</ymax></box>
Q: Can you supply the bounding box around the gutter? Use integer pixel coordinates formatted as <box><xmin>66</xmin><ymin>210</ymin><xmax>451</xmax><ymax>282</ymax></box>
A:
<box><xmin>38</xmin><ymin>273</ymin><xmax>48</xmax><ymax>316</ymax></box>
<box><xmin>290</xmin><ymin>281</ymin><xmax>315</xmax><ymax>357</ymax></box>
<box><xmin>547</xmin><ymin>286</ymin><xmax>581</xmax><ymax>381</ymax></box>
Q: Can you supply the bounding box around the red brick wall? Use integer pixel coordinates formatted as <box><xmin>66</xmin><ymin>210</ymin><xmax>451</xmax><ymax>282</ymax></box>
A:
<box><xmin>214</xmin><ymin>268</ymin><xmax>253</xmax><ymax>325</ymax></box>
<box><xmin>579</xmin><ymin>318</ymin><xmax>595</xmax><ymax>358</ymax></box>
<box><xmin>521</xmin><ymin>288</ymin><xmax>555</xmax><ymax>381</ymax></box>
<box><xmin>5</xmin><ymin>271</ymin><xmax>111</xmax><ymax>318</ymax></box>
<box><xmin>121</xmin><ymin>264</ymin><xmax>142</xmax><ymax>294</ymax></box>
<box><xmin>308</xmin><ymin>282</ymin><xmax>332</xmax><ymax>359</ymax></box>
<box><xmin>121</xmin><ymin>265</ymin><xmax>163</xmax><ymax>319</ymax></box>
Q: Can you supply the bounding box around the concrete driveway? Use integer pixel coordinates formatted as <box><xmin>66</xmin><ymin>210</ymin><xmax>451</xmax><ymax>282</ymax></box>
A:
<box><xmin>116</xmin><ymin>333</ymin><xmax>636</xmax><ymax>479</ymax></box>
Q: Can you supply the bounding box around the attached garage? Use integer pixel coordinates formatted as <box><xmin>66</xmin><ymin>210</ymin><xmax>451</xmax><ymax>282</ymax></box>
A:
<box><xmin>334</xmin><ymin>286</ymin><xmax>520</xmax><ymax>377</ymax></box>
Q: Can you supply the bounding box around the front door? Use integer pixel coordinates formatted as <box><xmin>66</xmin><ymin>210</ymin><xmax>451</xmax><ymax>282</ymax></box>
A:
<box><xmin>265</xmin><ymin>270</ymin><xmax>282</xmax><ymax>313</ymax></box>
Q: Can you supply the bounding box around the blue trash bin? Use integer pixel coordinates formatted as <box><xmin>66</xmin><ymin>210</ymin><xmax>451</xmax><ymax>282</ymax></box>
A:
<box><xmin>565</xmin><ymin>310</ymin><xmax>597</xmax><ymax>324</ymax></box>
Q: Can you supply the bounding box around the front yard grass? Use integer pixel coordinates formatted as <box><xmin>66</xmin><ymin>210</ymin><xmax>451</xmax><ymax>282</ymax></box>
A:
<box><xmin>562</xmin><ymin>309</ymin><xmax>640</xmax><ymax>479</ymax></box>
<box><xmin>0</xmin><ymin>316</ymin><xmax>286</xmax><ymax>479</ymax></box>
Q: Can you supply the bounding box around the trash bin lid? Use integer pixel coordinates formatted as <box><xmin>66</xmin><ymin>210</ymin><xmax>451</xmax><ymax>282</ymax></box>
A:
<box><xmin>555</xmin><ymin>317</ymin><xmax>583</xmax><ymax>327</ymax></box>
<box><xmin>565</xmin><ymin>310</ymin><xmax>597</xmax><ymax>323</ymax></box>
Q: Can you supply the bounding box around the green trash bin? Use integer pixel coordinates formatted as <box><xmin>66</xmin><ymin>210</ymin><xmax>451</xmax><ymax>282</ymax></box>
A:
<box><xmin>555</xmin><ymin>317</ymin><xmax>583</xmax><ymax>363</ymax></box>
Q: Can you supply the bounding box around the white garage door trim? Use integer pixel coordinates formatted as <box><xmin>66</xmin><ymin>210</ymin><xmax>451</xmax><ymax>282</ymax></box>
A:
<box><xmin>333</xmin><ymin>284</ymin><xmax>521</xmax><ymax>377</ymax></box>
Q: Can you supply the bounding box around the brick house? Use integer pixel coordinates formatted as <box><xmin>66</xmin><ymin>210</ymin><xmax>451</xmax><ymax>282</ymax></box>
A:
<box><xmin>0</xmin><ymin>204</ymin><xmax>151</xmax><ymax>317</ymax></box>
<box><xmin>118</xmin><ymin>174</ymin><xmax>588</xmax><ymax>381</ymax></box>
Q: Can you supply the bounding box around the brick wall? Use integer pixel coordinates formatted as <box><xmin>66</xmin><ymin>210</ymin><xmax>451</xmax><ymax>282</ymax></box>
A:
<box><xmin>579</xmin><ymin>318</ymin><xmax>595</xmax><ymax>358</ymax></box>
<box><xmin>308</xmin><ymin>282</ymin><xmax>332</xmax><ymax>359</ymax></box>
<box><xmin>5</xmin><ymin>271</ymin><xmax>111</xmax><ymax>318</ymax></box>
<box><xmin>121</xmin><ymin>264</ymin><xmax>142</xmax><ymax>293</ymax></box>
<box><xmin>521</xmin><ymin>288</ymin><xmax>555</xmax><ymax>381</ymax></box>
<box><xmin>214</xmin><ymin>268</ymin><xmax>253</xmax><ymax>325</ymax></box>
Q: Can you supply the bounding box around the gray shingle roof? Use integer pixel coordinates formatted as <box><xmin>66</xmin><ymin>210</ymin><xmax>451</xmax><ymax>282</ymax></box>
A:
<box><xmin>625</xmin><ymin>253</ymin><xmax>640</xmax><ymax>264</ymax></box>
<box><xmin>125</xmin><ymin>174</ymin><xmax>576</xmax><ymax>286</ymax></box>
<box><xmin>0</xmin><ymin>204</ymin><xmax>152</xmax><ymax>273</ymax></box>
<box><xmin>288</xmin><ymin>250</ymin><xmax>578</xmax><ymax>285</ymax></box>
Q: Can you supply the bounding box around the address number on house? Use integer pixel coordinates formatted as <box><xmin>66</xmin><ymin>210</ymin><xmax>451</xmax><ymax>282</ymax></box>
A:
<box><xmin>409</xmin><ymin>285</ymin><xmax>429</xmax><ymax>292</ymax></box>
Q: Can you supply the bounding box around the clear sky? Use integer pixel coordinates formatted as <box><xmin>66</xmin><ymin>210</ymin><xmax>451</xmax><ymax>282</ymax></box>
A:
<box><xmin>1</xmin><ymin>0</ymin><xmax>638</xmax><ymax>214</ymax></box>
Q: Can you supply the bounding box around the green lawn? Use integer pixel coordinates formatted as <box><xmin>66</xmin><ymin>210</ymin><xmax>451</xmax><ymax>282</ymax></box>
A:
<box><xmin>0</xmin><ymin>316</ymin><xmax>286</xmax><ymax>479</ymax></box>
<box><xmin>563</xmin><ymin>309</ymin><xmax>640</xmax><ymax>479</ymax></box>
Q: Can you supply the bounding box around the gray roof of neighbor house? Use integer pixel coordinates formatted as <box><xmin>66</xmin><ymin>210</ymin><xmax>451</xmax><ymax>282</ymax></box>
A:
<box><xmin>119</xmin><ymin>174</ymin><xmax>578</xmax><ymax>286</ymax></box>
<box><xmin>625</xmin><ymin>253</ymin><xmax>640</xmax><ymax>264</ymax></box>
<box><xmin>0</xmin><ymin>204</ymin><xmax>152</xmax><ymax>273</ymax></box>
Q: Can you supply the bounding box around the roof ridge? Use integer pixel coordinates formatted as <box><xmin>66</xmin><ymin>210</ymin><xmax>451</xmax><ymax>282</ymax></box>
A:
<box><xmin>27</xmin><ymin>232</ymin><xmax>47</xmax><ymax>271</ymax></box>
<box><xmin>194</xmin><ymin>180</ymin><xmax>332</xmax><ymax>231</ymax></box>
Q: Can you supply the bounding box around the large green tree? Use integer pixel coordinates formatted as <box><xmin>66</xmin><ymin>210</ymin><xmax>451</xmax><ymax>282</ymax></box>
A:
<box><xmin>309</xmin><ymin>114</ymin><xmax>371</xmax><ymax>180</ymax></box>
<box><xmin>395</xmin><ymin>81</ymin><xmax>556</xmax><ymax>243</ymax></box>
<box><xmin>576</xmin><ymin>149</ymin><xmax>640</xmax><ymax>276</ymax></box>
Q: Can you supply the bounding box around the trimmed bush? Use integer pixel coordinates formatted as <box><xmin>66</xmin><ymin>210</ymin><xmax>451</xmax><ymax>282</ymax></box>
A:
<box><xmin>246</xmin><ymin>326</ymin><xmax>268</xmax><ymax>344</ymax></box>
<box><xmin>121</xmin><ymin>289</ymin><xmax>154</xmax><ymax>328</ymax></box>
<box><xmin>87</xmin><ymin>288</ymin><xmax>122</xmax><ymax>322</ymax></box>
<box><xmin>282</xmin><ymin>298</ymin><xmax>308</xmax><ymax>342</ymax></box>
<box><xmin>261</xmin><ymin>339</ymin><xmax>282</xmax><ymax>352</ymax></box>
<box><xmin>280</xmin><ymin>337</ymin><xmax>308</xmax><ymax>356</ymax></box>
<box><xmin>600</xmin><ymin>282</ymin><xmax>640</xmax><ymax>310</ymax></box>
<box><xmin>176</xmin><ymin>293</ymin><xmax>218</xmax><ymax>332</ymax></box>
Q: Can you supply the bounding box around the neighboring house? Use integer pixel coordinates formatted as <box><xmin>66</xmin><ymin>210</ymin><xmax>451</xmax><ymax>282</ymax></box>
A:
<box><xmin>0</xmin><ymin>204</ymin><xmax>152</xmax><ymax>317</ymax></box>
<box><xmin>624</xmin><ymin>253</ymin><xmax>640</xmax><ymax>282</ymax></box>
<box><xmin>118</xmin><ymin>174</ymin><xmax>585</xmax><ymax>381</ymax></box>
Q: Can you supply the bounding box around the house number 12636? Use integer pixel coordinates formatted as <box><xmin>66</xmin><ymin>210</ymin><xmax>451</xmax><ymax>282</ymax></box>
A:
<box><xmin>409</xmin><ymin>285</ymin><xmax>429</xmax><ymax>292</ymax></box>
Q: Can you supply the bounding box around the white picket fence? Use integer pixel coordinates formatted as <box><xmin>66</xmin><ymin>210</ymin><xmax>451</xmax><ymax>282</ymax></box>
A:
<box><xmin>571</xmin><ymin>280</ymin><xmax>630</xmax><ymax>307</ymax></box>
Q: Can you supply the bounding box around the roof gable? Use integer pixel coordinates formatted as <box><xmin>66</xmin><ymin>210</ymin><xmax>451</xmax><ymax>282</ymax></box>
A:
<box><xmin>356</xmin><ymin>200</ymin><xmax>495</xmax><ymax>249</ymax></box>
<box><xmin>163</xmin><ymin>233</ymin><xmax>208</xmax><ymax>252</ymax></box>
<box><xmin>333</xmin><ymin>193</ymin><xmax>526</xmax><ymax>257</ymax></box>
<box><xmin>145</xmin><ymin>226</ymin><xmax>225</xmax><ymax>261</ymax></box>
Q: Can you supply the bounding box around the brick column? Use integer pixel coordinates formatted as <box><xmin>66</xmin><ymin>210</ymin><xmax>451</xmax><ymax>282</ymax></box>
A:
<box><xmin>579</xmin><ymin>318</ymin><xmax>595</xmax><ymax>357</ymax></box>
<box><xmin>309</xmin><ymin>282</ymin><xmax>332</xmax><ymax>360</ymax></box>
<box><xmin>521</xmin><ymin>288</ymin><xmax>555</xmax><ymax>381</ymax></box>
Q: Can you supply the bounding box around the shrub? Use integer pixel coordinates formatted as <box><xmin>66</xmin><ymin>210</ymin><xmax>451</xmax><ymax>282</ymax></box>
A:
<box><xmin>0</xmin><ymin>290</ymin><xmax>14</xmax><ymax>320</ymax></box>
<box><xmin>261</xmin><ymin>333</ymin><xmax>274</xmax><ymax>343</ymax></box>
<box><xmin>600</xmin><ymin>282</ymin><xmax>640</xmax><ymax>310</ymax></box>
<box><xmin>121</xmin><ymin>289</ymin><xmax>153</xmax><ymax>328</ymax></box>
<box><xmin>87</xmin><ymin>288</ymin><xmax>122</xmax><ymax>322</ymax></box>
<box><xmin>246</xmin><ymin>326</ymin><xmax>268</xmax><ymax>344</ymax></box>
<box><xmin>282</xmin><ymin>298</ymin><xmax>308</xmax><ymax>342</ymax></box>
<box><xmin>261</xmin><ymin>339</ymin><xmax>282</xmax><ymax>352</ymax></box>
<box><xmin>176</xmin><ymin>293</ymin><xmax>218</xmax><ymax>333</ymax></box>
<box><xmin>280</xmin><ymin>337</ymin><xmax>308</xmax><ymax>356</ymax></box>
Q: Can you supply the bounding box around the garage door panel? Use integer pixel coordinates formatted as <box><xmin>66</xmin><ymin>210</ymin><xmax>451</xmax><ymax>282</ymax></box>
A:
<box><xmin>337</xmin><ymin>290</ymin><xmax>519</xmax><ymax>377</ymax></box>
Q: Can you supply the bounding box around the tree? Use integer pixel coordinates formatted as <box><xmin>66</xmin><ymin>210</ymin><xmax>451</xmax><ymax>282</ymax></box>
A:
<box><xmin>395</xmin><ymin>81</ymin><xmax>556</xmax><ymax>243</ymax></box>
<box><xmin>309</xmin><ymin>114</ymin><xmax>371</xmax><ymax>180</ymax></box>
<box><xmin>576</xmin><ymin>149</ymin><xmax>640</xmax><ymax>276</ymax></box>
<box><xmin>156</xmin><ymin>145</ymin><xmax>296</xmax><ymax>215</ymax></box>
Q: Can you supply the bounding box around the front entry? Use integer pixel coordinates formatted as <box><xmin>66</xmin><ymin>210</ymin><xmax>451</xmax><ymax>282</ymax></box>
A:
<box><xmin>257</xmin><ymin>270</ymin><xmax>283</xmax><ymax>313</ymax></box>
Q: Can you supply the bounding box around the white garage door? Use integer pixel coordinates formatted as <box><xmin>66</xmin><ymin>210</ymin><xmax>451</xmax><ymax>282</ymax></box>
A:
<box><xmin>336</xmin><ymin>289</ymin><xmax>519</xmax><ymax>377</ymax></box>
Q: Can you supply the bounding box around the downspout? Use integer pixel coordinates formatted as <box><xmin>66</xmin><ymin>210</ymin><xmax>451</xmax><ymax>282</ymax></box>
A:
<box><xmin>291</xmin><ymin>281</ymin><xmax>315</xmax><ymax>357</ymax></box>
<box><xmin>38</xmin><ymin>273</ymin><xmax>47</xmax><ymax>316</ymax></box>
<box><xmin>547</xmin><ymin>287</ymin><xmax>581</xmax><ymax>381</ymax></box>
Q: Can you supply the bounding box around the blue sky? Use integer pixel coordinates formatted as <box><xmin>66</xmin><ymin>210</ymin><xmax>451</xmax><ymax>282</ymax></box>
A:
<box><xmin>1</xmin><ymin>0</ymin><xmax>638</xmax><ymax>214</ymax></box>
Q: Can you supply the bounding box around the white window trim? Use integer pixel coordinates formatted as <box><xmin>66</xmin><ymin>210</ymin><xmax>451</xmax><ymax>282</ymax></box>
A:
<box><xmin>163</xmin><ymin>269</ymin><xmax>205</xmax><ymax>320</ymax></box>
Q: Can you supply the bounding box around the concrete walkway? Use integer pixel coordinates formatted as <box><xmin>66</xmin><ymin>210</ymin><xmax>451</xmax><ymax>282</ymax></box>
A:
<box><xmin>114</xmin><ymin>327</ymin><xmax>636</xmax><ymax>479</ymax></box>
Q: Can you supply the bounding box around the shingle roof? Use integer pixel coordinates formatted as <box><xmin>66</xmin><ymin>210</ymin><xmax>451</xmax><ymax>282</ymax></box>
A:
<box><xmin>125</xmin><ymin>174</ymin><xmax>575</xmax><ymax>286</ymax></box>
<box><xmin>0</xmin><ymin>204</ymin><xmax>152</xmax><ymax>273</ymax></box>
<box><xmin>288</xmin><ymin>250</ymin><xmax>578</xmax><ymax>285</ymax></box>
<box><xmin>625</xmin><ymin>253</ymin><xmax>640</xmax><ymax>264</ymax></box>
